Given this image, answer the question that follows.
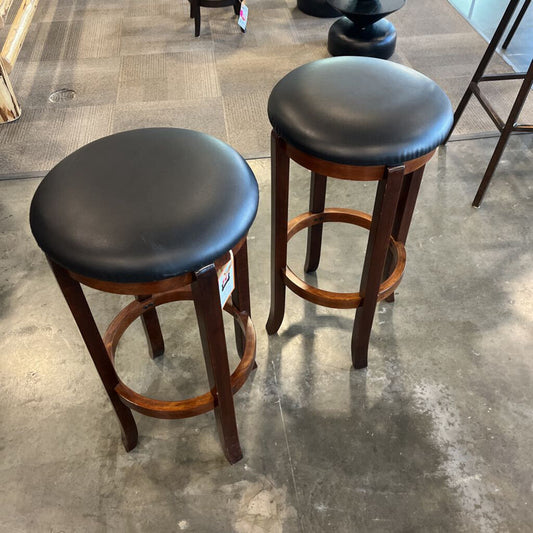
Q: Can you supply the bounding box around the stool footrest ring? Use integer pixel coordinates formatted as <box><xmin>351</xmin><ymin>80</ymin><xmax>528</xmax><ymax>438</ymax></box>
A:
<box><xmin>103</xmin><ymin>288</ymin><xmax>256</xmax><ymax>419</ymax></box>
<box><xmin>284</xmin><ymin>208</ymin><xmax>406</xmax><ymax>309</ymax></box>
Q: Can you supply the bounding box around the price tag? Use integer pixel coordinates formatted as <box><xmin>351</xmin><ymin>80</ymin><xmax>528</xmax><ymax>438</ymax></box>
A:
<box><xmin>238</xmin><ymin>1</ymin><xmax>248</xmax><ymax>32</ymax></box>
<box><xmin>217</xmin><ymin>251</ymin><xmax>235</xmax><ymax>308</ymax></box>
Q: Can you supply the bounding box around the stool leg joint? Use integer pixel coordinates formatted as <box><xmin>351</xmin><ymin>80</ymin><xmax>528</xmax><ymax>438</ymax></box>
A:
<box><xmin>49</xmin><ymin>259</ymin><xmax>139</xmax><ymax>452</ymax></box>
<box><xmin>267</xmin><ymin>132</ymin><xmax>290</xmax><ymax>334</ymax></box>
<box><xmin>304</xmin><ymin>172</ymin><xmax>327</xmax><ymax>273</ymax></box>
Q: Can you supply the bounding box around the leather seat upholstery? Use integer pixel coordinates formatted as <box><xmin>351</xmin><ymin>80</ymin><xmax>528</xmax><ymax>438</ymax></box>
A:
<box><xmin>268</xmin><ymin>56</ymin><xmax>453</xmax><ymax>166</ymax></box>
<box><xmin>30</xmin><ymin>128</ymin><xmax>259</xmax><ymax>283</ymax></box>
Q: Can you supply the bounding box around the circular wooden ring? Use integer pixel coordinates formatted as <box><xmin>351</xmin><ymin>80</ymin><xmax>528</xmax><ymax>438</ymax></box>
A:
<box><xmin>284</xmin><ymin>207</ymin><xmax>406</xmax><ymax>309</ymax></box>
<box><xmin>103</xmin><ymin>288</ymin><xmax>256</xmax><ymax>419</ymax></box>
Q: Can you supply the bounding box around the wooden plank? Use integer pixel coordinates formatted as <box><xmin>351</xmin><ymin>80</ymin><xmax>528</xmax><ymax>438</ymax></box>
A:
<box><xmin>1</xmin><ymin>0</ymin><xmax>40</xmax><ymax>73</ymax></box>
<box><xmin>0</xmin><ymin>58</ymin><xmax>20</xmax><ymax>123</ymax></box>
<box><xmin>0</xmin><ymin>0</ymin><xmax>15</xmax><ymax>28</ymax></box>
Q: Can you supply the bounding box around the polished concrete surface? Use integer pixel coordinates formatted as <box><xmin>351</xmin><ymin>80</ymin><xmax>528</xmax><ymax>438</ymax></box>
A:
<box><xmin>1</xmin><ymin>133</ymin><xmax>532</xmax><ymax>531</ymax></box>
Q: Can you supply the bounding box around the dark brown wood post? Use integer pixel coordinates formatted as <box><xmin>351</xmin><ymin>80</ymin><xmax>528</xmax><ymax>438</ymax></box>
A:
<box><xmin>266</xmin><ymin>131</ymin><xmax>291</xmax><ymax>335</ymax></box>
<box><xmin>383</xmin><ymin>165</ymin><xmax>425</xmax><ymax>302</ymax></box>
<box><xmin>231</xmin><ymin>240</ymin><xmax>254</xmax><ymax>364</ymax></box>
<box><xmin>351</xmin><ymin>166</ymin><xmax>405</xmax><ymax>369</ymax></box>
<box><xmin>48</xmin><ymin>260</ymin><xmax>138</xmax><ymax>452</ymax></box>
<box><xmin>193</xmin><ymin>264</ymin><xmax>242</xmax><ymax>464</ymax></box>
<box><xmin>136</xmin><ymin>295</ymin><xmax>165</xmax><ymax>359</ymax></box>
<box><xmin>190</xmin><ymin>0</ymin><xmax>200</xmax><ymax>36</ymax></box>
<box><xmin>304</xmin><ymin>172</ymin><xmax>328</xmax><ymax>273</ymax></box>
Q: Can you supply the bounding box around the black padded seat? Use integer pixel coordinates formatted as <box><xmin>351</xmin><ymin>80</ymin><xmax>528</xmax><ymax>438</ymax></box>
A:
<box><xmin>266</xmin><ymin>56</ymin><xmax>454</xmax><ymax>371</ymax></box>
<box><xmin>268</xmin><ymin>56</ymin><xmax>454</xmax><ymax>166</ymax></box>
<box><xmin>30</xmin><ymin>128</ymin><xmax>259</xmax><ymax>283</ymax></box>
<box><xmin>30</xmin><ymin>127</ymin><xmax>259</xmax><ymax>464</ymax></box>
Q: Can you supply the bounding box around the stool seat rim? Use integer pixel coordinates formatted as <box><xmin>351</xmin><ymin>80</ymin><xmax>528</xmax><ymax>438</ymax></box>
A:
<box><xmin>268</xmin><ymin>56</ymin><xmax>454</xmax><ymax>166</ymax></box>
<box><xmin>30</xmin><ymin>128</ymin><xmax>259</xmax><ymax>283</ymax></box>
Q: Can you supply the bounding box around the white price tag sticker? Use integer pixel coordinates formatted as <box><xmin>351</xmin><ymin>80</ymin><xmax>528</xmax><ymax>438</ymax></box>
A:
<box><xmin>217</xmin><ymin>251</ymin><xmax>235</xmax><ymax>308</ymax></box>
<box><xmin>238</xmin><ymin>1</ymin><xmax>248</xmax><ymax>32</ymax></box>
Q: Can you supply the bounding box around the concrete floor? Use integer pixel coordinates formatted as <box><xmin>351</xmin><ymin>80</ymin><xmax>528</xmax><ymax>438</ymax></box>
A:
<box><xmin>0</xmin><ymin>132</ymin><xmax>532</xmax><ymax>531</ymax></box>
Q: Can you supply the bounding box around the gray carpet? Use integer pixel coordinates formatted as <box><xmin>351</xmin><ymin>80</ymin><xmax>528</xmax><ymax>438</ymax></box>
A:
<box><xmin>0</xmin><ymin>0</ymin><xmax>531</xmax><ymax>175</ymax></box>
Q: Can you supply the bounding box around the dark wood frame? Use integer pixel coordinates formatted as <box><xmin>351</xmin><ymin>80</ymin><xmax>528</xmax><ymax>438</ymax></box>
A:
<box><xmin>189</xmin><ymin>0</ymin><xmax>241</xmax><ymax>37</ymax></box>
<box><xmin>49</xmin><ymin>237</ymin><xmax>256</xmax><ymax>464</ymax></box>
<box><xmin>266</xmin><ymin>130</ymin><xmax>434</xmax><ymax>369</ymax></box>
<box><xmin>444</xmin><ymin>0</ymin><xmax>533</xmax><ymax>207</ymax></box>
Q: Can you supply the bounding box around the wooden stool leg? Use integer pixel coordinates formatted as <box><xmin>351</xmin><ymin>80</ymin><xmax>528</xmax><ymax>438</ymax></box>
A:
<box><xmin>383</xmin><ymin>166</ymin><xmax>425</xmax><ymax>302</ymax></box>
<box><xmin>193</xmin><ymin>264</ymin><xmax>243</xmax><ymax>464</ymax></box>
<box><xmin>266</xmin><ymin>131</ymin><xmax>290</xmax><ymax>335</ymax></box>
<box><xmin>231</xmin><ymin>240</ymin><xmax>256</xmax><ymax>370</ymax></box>
<box><xmin>136</xmin><ymin>295</ymin><xmax>165</xmax><ymax>359</ymax></box>
<box><xmin>190</xmin><ymin>0</ymin><xmax>200</xmax><ymax>36</ymax></box>
<box><xmin>304</xmin><ymin>172</ymin><xmax>327</xmax><ymax>273</ymax></box>
<box><xmin>351</xmin><ymin>166</ymin><xmax>405</xmax><ymax>369</ymax></box>
<box><xmin>48</xmin><ymin>260</ymin><xmax>138</xmax><ymax>452</ymax></box>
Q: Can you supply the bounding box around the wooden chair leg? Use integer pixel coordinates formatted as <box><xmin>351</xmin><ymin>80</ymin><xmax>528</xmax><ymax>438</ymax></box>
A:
<box><xmin>193</xmin><ymin>264</ymin><xmax>243</xmax><ymax>464</ymax></box>
<box><xmin>136</xmin><ymin>295</ymin><xmax>165</xmax><ymax>359</ymax></box>
<box><xmin>383</xmin><ymin>166</ymin><xmax>425</xmax><ymax>302</ymax></box>
<box><xmin>304</xmin><ymin>172</ymin><xmax>327</xmax><ymax>273</ymax></box>
<box><xmin>48</xmin><ymin>260</ymin><xmax>138</xmax><ymax>452</ymax></box>
<box><xmin>231</xmin><ymin>240</ymin><xmax>256</xmax><ymax>370</ymax></box>
<box><xmin>190</xmin><ymin>0</ymin><xmax>200</xmax><ymax>36</ymax></box>
<box><xmin>266</xmin><ymin>131</ymin><xmax>290</xmax><ymax>335</ymax></box>
<box><xmin>351</xmin><ymin>166</ymin><xmax>405</xmax><ymax>369</ymax></box>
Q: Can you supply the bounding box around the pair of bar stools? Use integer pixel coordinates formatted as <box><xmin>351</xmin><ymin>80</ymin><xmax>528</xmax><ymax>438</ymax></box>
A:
<box><xmin>30</xmin><ymin>57</ymin><xmax>453</xmax><ymax>463</ymax></box>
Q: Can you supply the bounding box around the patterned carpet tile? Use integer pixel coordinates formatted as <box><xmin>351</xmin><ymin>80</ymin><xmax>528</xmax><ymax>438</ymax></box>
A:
<box><xmin>0</xmin><ymin>0</ymin><xmax>531</xmax><ymax>174</ymax></box>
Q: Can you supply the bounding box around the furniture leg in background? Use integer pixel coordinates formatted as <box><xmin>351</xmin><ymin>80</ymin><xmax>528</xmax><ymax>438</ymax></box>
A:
<box><xmin>444</xmin><ymin>0</ymin><xmax>533</xmax><ymax>207</ymax></box>
<box><xmin>0</xmin><ymin>0</ymin><xmax>40</xmax><ymax>123</ymax></box>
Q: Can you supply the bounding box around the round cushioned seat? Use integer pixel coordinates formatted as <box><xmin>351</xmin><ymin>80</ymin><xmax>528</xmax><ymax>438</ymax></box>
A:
<box><xmin>30</xmin><ymin>128</ymin><xmax>259</xmax><ymax>283</ymax></box>
<box><xmin>268</xmin><ymin>56</ymin><xmax>454</xmax><ymax>166</ymax></box>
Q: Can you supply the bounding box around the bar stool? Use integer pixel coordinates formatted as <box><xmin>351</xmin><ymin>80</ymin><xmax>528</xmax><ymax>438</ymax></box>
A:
<box><xmin>30</xmin><ymin>128</ymin><xmax>259</xmax><ymax>464</ymax></box>
<box><xmin>266</xmin><ymin>57</ymin><xmax>453</xmax><ymax>369</ymax></box>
